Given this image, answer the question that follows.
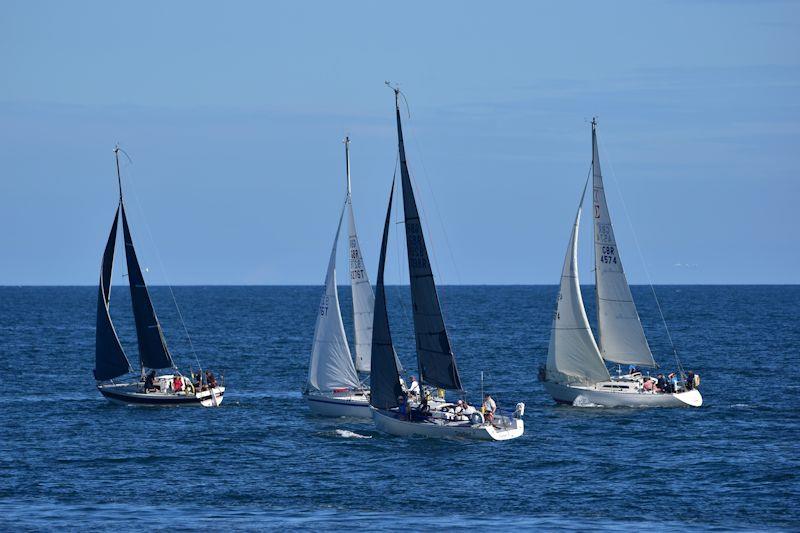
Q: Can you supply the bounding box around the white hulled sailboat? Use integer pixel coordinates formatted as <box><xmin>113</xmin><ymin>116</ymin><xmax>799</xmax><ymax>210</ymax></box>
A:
<box><xmin>94</xmin><ymin>148</ymin><xmax>225</xmax><ymax>407</ymax></box>
<box><xmin>541</xmin><ymin>120</ymin><xmax>702</xmax><ymax>408</ymax></box>
<box><xmin>304</xmin><ymin>138</ymin><xmax>401</xmax><ymax>418</ymax></box>
<box><xmin>369</xmin><ymin>87</ymin><xmax>525</xmax><ymax>440</ymax></box>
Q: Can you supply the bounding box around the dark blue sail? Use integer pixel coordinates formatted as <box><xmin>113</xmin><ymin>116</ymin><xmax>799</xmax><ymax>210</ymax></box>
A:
<box><xmin>395</xmin><ymin>104</ymin><xmax>463</xmax><ymax>391</ymax></box>
<box><xmin>121</xmin><ymin>204</ymin><xmax>174</xmax><ymax>370</ymax></box>
<box><xmin>370</xmin><ymin>180</ymin><xmax>403</xmax><ymax>410</ymax></box>
<box><xmin>94</xmin><ymin>206</ymin><xmax>133</xmax><ymax>381</ymax></box>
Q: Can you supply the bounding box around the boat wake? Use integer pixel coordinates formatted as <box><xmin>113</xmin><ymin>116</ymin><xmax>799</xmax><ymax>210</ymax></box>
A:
<box><xmin>336</xmin><ymin>429</ymin><xmax>372</xmax><ymax>439</ymax></box>
<box><xmin>572</xmin><ymin>395</ymin><xmax>602</xmax><ymax>408</ymax></box>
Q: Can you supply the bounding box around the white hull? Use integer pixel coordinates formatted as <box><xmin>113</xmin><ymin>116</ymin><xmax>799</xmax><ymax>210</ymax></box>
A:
<box><xmin>98</xmin><ymin>380</ymin><xmax>225</xmax><ymax>407</ymax></box>
<box><xmin>372</xmin><ymin>408</ymin><xmax>524</xmax><ymax>441</ymax></box>
<box><xmin>305</xmin><ymin>390</ymin><xmax>371</xmax><ymax>419</ymax></box>
<box><xmin>543</xmin><ymin>381</ymin><xmax>702</xmax><ymax>408</ymax></box>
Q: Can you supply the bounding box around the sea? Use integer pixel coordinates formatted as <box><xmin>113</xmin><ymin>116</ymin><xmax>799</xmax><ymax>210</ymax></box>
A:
<box><xmin>1</xmin><ymin>285</ymin><xmax>798</xmax><ymax>531</ymax></box>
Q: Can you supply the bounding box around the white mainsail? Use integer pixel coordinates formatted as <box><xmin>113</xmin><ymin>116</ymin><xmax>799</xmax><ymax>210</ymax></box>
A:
<box><xmin>591</xmin><ymin>122</ymin><xmax>656</xmax><ymax>367</ymax></box>
<box><xmin>547</xmin><ymin>184</ymin><xmax>611</xmax><ymax>385</ymax></box>
<box><xmin>307</xmin><ymin>206</ymin><xmax>361</xmax><ymax>392</ymax></box>
<box><xmin>347</xmin><ymin>193</ymin><xmax>375</xmax><ymax>374</ymax></box>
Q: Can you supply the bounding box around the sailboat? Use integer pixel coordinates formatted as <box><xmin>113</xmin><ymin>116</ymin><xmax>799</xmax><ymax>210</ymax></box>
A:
<box><xmin>369</xmin><ymin>87</ymin><xmax>525</xmax><ymax>440</ymax></box>
<box><xmin>541</xmin><ymin>119</ymin><xmax>702</xmax><ymax>408</ymax></box>
<box><xmin>304</xmin><ymin>137</ymin><xmax>400</xmax><ymax>418</ymax></box>
<box><xmin>94</xmin><ymin>147</ymin><xmax>225</xmax><ymax>407</ymax></box>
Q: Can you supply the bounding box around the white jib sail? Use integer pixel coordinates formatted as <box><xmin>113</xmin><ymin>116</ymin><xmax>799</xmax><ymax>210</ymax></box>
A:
<box><xmin>547</xmin><ymin>187</ymin><xmax>611</xmax><ymax>385</ymax></box>
<box><xmin>347</xmin><ymin>196</ymin><xmax>375</xmax><ymax>373</ymax></box>
<box><xmin>307</xmin><ymin>205</ymin><xmax>361</xmax><ymax>392</ymax></box>
<box><xmin>591</xmin><ymin>126</ymin><xmax>656</xmax><ymax>367</ymax></box>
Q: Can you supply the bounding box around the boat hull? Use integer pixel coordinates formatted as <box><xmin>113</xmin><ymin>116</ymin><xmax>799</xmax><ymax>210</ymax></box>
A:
<box><xmin>98</xmin><ymin>383</ymin><xmax>225</xmax><ymax>407</ymax></box>
<box><xmin>372</xmin><ymin>408</ymin><xmax>524</xmax><ymax>441</ymax></box>
<box><xmin>304</xmin><ymin>391</ymin><xmax>371</xmax><ymax>419</ymax></box>
<box><xmin>543</xmin><ymin>381</ymin><xmax>702</xmax><ymax>408</ymax></box>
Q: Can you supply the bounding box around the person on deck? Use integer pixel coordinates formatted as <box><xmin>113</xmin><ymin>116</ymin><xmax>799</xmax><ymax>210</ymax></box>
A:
<box><xmin>669</xmin><ymin>373</ymin><xmax>679</xmax><ymax>393</ymax></box>
<box><xmin>205</xmin><ymin>370</ymin><xmax>218</xmax><ymax>389</ymax></box>
<box><xmin>407</xmin><ymin>376</ymin><xmax>420</xmax><ymax>399</ymax></box>
<box><xmin>398</xmin><ymin>395</ymin><xmax>409</xmax><ymax>420</ymax></box>
<box><xmin>643</xmin><ymin>378</ymin><xmax>654</xmax><ymax>392</ymax></box>
<box><xmin>686</xmin><ymin>371</ymin><xmax>695</xmax><ymax>390</ymax></box>
<box><xmin>656</xmin><ymin>374</ymin><xmax>667</xmax><ymax>393</ymax></box>
<box><xmin>143</xmin><ymin>370</ymin><xmax>157</xmax><ymax>392</ymax></box>
<box><xmin>482</xmin><ymin>394</ymin><xmax>496</xmax><ymax>423</ymax></box>
<box><xmin>172</xmin><ymin>375</ymin><xmax>184</xmax><ymax>393</ymax></box>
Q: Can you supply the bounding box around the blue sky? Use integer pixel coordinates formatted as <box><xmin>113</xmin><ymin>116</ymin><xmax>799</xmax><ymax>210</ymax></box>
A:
<box><xmin>0</xmin><ymin>1</ymin><xmax>798</xmax><ymax>285</ymax></box>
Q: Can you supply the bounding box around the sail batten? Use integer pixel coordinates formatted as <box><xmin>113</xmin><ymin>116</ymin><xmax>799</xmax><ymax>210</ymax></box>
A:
<box><xmin>120</xmin><ymin>205</ymin><xmax>175</xmax><ymax>371</ymax></box>
<box><xmin>369</xmin><ymin>180</ymin><xmax>403</xmax><ymax>409</ymax></box>
<box><xmin>591</xmin><ymin>123</ymin><xmax>656</xmax><ymax>367</ymax></box>
<box><xmin>395</xmin><ymin>105</ymin><xmax>462</xmax><ymax>391</ymax></box>
<box><xmin>307</xmin><ymin>204</ymin><xmax>361</xmax><ymax>392</ymax></box>
<box><xmin>94</xmin><ymin>206</ymin><xmax>133</xmax><ymax>381</ymax></box>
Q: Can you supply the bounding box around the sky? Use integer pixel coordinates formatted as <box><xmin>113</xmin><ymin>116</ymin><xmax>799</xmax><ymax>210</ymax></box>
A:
<box><xmin>0</xmin><ymin>1</ymin><xmax>798</xmax><ymax>285</ymax></box>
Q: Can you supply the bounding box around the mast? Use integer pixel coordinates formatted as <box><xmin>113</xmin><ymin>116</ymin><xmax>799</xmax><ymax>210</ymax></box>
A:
<box><xmin>114</xmin><ymin>146</ymin><xmax>123</xmax><ymax>204</ymax></box>
<box><xmin>344</xmin><ymin>136</ymin><xmax>351</xmax><ymax>196</ymax></box>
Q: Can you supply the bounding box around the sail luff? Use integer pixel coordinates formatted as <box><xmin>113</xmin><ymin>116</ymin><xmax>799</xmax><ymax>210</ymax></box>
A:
<box><xmin>395</xmin><ymin>101</ymin><xmax>462</xmax><ymax>391</ymax></box>
<box><xmin>591</xmin><ymin>121</ymin><xmax>656</xmax><ymax>367</ymax></box>
<box><xmin>369</xmin><ymin>179</ymin><xmax>403</xmax><ymax>409</ymax></box>
<box><xmin>546</xmin><ymin>184</ymin><xmax>611</xmax><ymax>385</ymax></box>
<box><xmin>307</xmin><ymin>202</ymin><xmax>361</xmax><ymax>392</ymax></box>
<box><xmin>120</xmin><ymin>204</ymin><xmax>175</xmax><ymax>370</ymax></box>
<box><xmin>94</xmin><ymin>206</ymin><xmax>133</xmax><ymax>381</ymax></box>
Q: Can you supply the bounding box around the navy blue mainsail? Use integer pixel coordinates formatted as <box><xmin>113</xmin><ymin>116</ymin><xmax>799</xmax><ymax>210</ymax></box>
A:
<box><xmin>369</xmin><ymin>180</ymin><xmax>403</xmax><ymax>410</ymax></box>
<box><xmin>120</xmin><ymin>204</ymin><xmax>174</xmax><ymax>371</ymax></box>
<box><xmin>394</xmin><ymin>102</ymin><xmax>462</xmax><ymax>391</ymax></box>
<box><xmin>94</xmin><ymin>206</ymin><xmax>133</xmax><ymax>381</ymax></box>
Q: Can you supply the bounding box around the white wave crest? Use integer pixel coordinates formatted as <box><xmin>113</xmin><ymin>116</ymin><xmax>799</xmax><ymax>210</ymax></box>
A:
<box><xmin>336</xmin><ymin>429</ymin><xmax>372</xmax><ymax>439</ymax></box>
<box><xmin>572</xmin><ymin>395</ymin><xmax>602</xmax><ymax>408</ymax></box>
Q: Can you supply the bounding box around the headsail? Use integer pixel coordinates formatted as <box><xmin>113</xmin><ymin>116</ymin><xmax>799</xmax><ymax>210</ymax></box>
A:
<box><xmin>591</xmin><ymin>120</ymin><xmax>656</xmax><ymax>367</ymax></box>
<box><xmin>94</xmin><ymin>206</ymin><xmax>133</xmax><ymax>381</ymax></box>
<box><xmin>547</xmin><ymin>182</ymin><xmax>611</xmax><ymax>385</ymax></box>
<box><xmin>394</xmin><ymin>94</ymin><xmax>462</xmax><ymax>391</ymax></box>
<box><xmin>307</xmin><ymin>205</ymin><xmax>361</xmax><ymax>392</ymax></box>
<box><xmin>345</xmin><ymin>138</ymin><xmax>376</xmax><ymax>373</ymax></box>
<box><xmin>369</xmin><ymin>179</ymin><xmax>404</xmax><ymax>409</ymax></box>
<box><xmin>121</xmin><ymin>204</ymin><xmax>175</xmax><ymax>370</ymax></box>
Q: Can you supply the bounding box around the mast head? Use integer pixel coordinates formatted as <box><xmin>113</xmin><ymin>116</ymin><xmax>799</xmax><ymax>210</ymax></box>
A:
<box><xmin>385</xmin><ymin>81</ymin><xmax>401</xmax><ymax>110</ymax></box>
<box><xmin>113</xmin><ymin>145</ymin><xmax>123</xmax><ymax>202</ymax></box>
<box><xmin>591</xmin><ymin>117</ymin><xmax>598</xmax><ymax>130</ymax></box>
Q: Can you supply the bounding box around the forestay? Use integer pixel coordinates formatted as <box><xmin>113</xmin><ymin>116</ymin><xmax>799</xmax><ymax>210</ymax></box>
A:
<box><xmin>121</xmin><ymin>205</ymin><xmax>175</xmax><ymax>371</ymax></box>
<box><xmin>395</xmin><ymin>104</ymin><xmax>462</xmax><ymax>391</ymax></box>
<box><xmin>591</xmin><ymin>122</ymin><xmax>656</xmax><ymax>367</ymax></box>
<box><xmin>307</xmin><ymin>206</ymin><xmax>361</xmax><ymax>392</ymax></box>
<box><xmin>94</xmin><ymin>206</ymin><xmax>133</xmax><ymax>381</ymax></box>
<box><xmin>369</xmin><ymin>180</ymin><xmax>404</xmax><ymax>409</ymax></box>
<box><xmin>547</xmin><ymin>184</ymin><xmax>611</xmax><ymax>385</ymax></box>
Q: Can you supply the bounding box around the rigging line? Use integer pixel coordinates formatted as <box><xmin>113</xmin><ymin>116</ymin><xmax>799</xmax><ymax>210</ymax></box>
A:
<box><xmin>596</xmin><ymin>135</ymin><xmax>685</xmax><ymax>377</ymax></box>
<box><xmin>121</xmin><ymin>155</ymin><xmax>203</xmax><ymax>374</ymax></box>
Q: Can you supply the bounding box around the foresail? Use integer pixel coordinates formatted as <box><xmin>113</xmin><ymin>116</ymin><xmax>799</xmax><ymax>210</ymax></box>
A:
<box><xmin>347</xmin><ymin>198</ymin><xmax>375</xmax><ymax>373</ymax></box>
<box><xmin>121</xmin><ymin>205</ymin><xmax>175</xmax><ymax>370</ymax></box>
<box><xmin>94</xmin><ymin>206</ymin><xmax>133</xmax><ymax>381</ymax></box>
<box><xmin>395</xmin><ymin>105</ymin><xmax>462</xmax><ymax>391</ymax></box>
<box><xmin>369</xmin><ymin>180</ymin><xmax>403</xmax><ymax>409</ymax></box>
<box><xmin>307</xmin><ymin>205</ymin><xmax>361</xmax><ymax>392</ymax></box>
<box><xmin>592</xmin><ymin>123</ymin><xmax>656</xmax><ymax>367</ymax></box>
<box><xmin>547</xmin><ymin>187</ymin><xmax>610</xmax><ymax>385</ymax></box>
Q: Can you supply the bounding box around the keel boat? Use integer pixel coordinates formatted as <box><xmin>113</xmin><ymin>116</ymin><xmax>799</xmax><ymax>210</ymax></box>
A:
<box><xmin>541</xmin><ymin>120</ymin><xmax>701</xmax><ymax>408</ymax></box>
<box><xmin>369</xmin><ymin>87</ymin><xmax>524</xmax><ymax>440</ymax></box>
<box><xmin>304</xmin><ymin>138</ymin><xmax>401</xmax><ymax>418</ymax></box>
<box><xmin>94</xmin><ymin>147</ymin><xmax>225</xmax><ymax>407</ymax></box>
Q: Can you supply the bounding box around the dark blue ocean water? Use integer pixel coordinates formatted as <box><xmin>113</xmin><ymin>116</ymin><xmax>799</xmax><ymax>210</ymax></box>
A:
<box><xmin>1</xmin><ymin>285</ymin><xmax>798</xmax><ymax>531</ymax></box>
